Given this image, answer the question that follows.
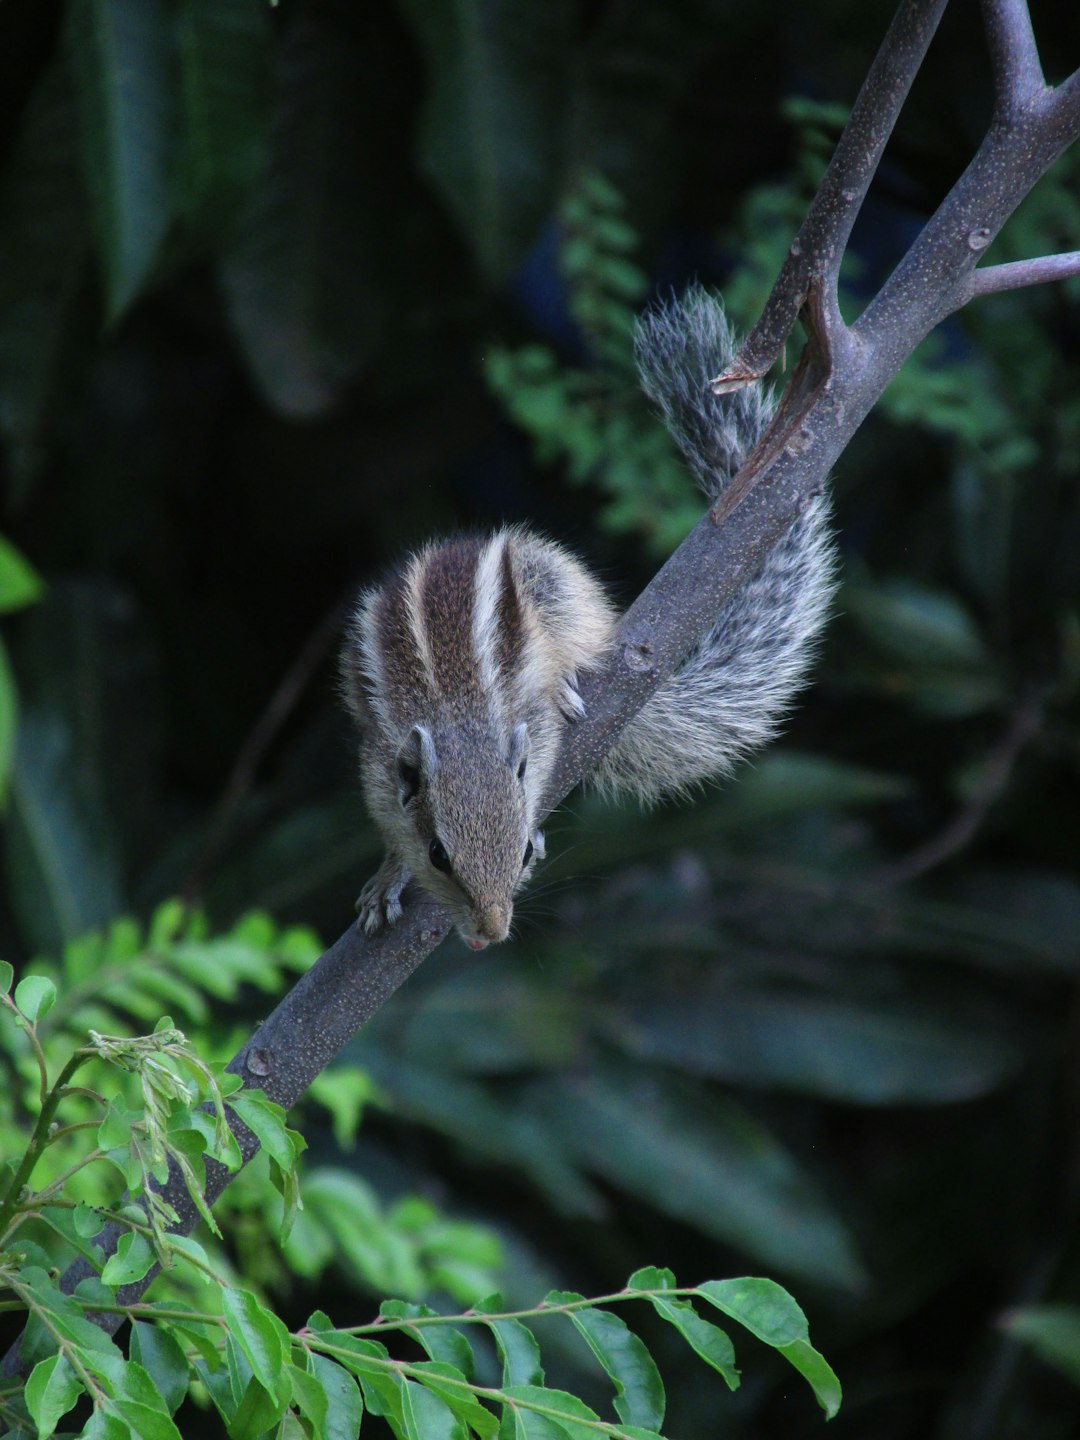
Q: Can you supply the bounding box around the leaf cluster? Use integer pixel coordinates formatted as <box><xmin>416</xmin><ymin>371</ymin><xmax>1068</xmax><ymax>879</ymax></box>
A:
<box><xmin>0</xmin><ymin>957</ymin><xmax>839</xmax><ymax>1438</ymax></box>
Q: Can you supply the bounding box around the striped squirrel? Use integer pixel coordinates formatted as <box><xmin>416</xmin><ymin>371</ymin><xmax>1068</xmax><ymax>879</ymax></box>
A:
<box><xmin>340</xmin><ymin>288</ymin><xmax>836</xmax><ymax>949</ymax></box>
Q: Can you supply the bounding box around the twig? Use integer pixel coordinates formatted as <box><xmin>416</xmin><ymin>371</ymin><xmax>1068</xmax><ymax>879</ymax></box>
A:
<box><xmin>871</xmin><ymin>696</ymin><xmax>1043</xmax><ymax>887</ymax></box>
<box><xmin>181</xmin><ymin>595</ymin><xmax>350</xmax><ymax>904</ymax></box>
<box><xmin>968</xmin><ymin>249</ymin><xmax>1080</xmax><ymax>298</ymax></box>
<box><xmin>711</xmin><ymin>0</ymin><xmax>951</xmax><ymax>391</ymax></box>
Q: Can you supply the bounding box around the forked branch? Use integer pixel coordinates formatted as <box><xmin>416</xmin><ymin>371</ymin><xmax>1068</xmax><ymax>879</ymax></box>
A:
<box><xmin>710</xmin><ymin>0</ymin><xmax>950</xmax><ymax>393</ymax></box>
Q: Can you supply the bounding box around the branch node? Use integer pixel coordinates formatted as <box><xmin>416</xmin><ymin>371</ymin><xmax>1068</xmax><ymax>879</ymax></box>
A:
<box><xmin>622</xmin><ymin>635</ymin><xmax>656</xmax><ymax>673</ymax></box>
<box><xmin>967</xmin><ymin>226</ymin><xmax>993</xmax><ymax>252</ymax></box>
<box><xmin>246</xmin><ymin>1048</ymin><xmax>272</xmax><ymax>1078</ymax></box>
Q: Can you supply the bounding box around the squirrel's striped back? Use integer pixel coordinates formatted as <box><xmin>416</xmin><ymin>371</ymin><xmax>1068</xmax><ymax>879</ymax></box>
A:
<box><xmin>342</xmin><ymin>527</ymin><xmax>616</xmax><ymax>749</ymax></box>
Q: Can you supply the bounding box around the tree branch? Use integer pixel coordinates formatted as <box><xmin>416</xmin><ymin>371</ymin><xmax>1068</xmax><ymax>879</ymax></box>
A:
<box><xmin>711</xmin><ymin>0</ymin><xmax>950</xmax><ymax>391</ymax></box>
<box><xmin>981</xmin><ymin>0</ymin><xmax>1045</xmax><ymax>118</ymax></box>
<box><xmin>967</xmin><ymin>249</ymin><xmax>1080</xmax><ymax>298</ymax></box>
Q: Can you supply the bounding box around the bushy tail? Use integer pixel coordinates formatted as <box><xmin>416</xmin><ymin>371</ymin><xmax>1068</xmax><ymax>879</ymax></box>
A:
<box><xmin>593</xmin><ymin>287</ymin><xmax>837</xmax><ymax>804</ymax></box>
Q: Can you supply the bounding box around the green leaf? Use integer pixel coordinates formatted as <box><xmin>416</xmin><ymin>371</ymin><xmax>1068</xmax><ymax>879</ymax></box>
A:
<box><xmin>634</xmin><ymin>1283</ymin><xmax>740</xmax><ymax>1392</ymax></box>
<box><xmin>285</xmin><ymin>1170</ymin><xmax>424</xmax><ymax>1298</ymax></box>
<box><xmin>843</xmin><ymin>579</ymin><xmax>1001</xmax><ymax>715</ymax></box>
<box><xmin>360</xmin><ymin>1049</ymin><xmax>601</xmax><ymax>1218</ymax></box>
<box><xmin>25</xmin><ymin>1353</ymin><xmax>82</xmax><ymax>1439</ymax></box>
<box><xmin>229</xmin><ymin>1371</ymin><xmax>287</xmax><ymax>1439</ymax></box>
<box><xmin>119</xmin><ymin>1360</ymin><xmax>178</xmax><ymax>1416</ymax></box>
<box><xmin>308</xmin><ymin>1065</ymin><xmax>377</xmax><ymax>1149</ymax></box>
<box><xmin>504</xmin><ymin>1410</ymin><xmax>566</xmax><ymax>1440</ymax></box>
<box><xmin>130</xmin><ymin>1321</ymin><xmax>191</xmax><ymax>1415</ymax></box>
<box><xmin>82</xmin><ymin>1405</ymin><xmax>135</xmax><ymax>1440</ymax></box>
<box><xmin>623</xmin><ymin>989</ymin><xmax>1019</xmax><ymax>1105</ymax></box>
<box><xmin>777</xmin><ymin>1336</ymin><xmax>844</xmax><ymax>1418</ymax></box>
<box><xmin>396</xmin><ymin>0</ymin><xmax>575</xmax><ymax>283</ymax></box>
<box><xmin>535</xmin><ymin>1062</ymin><xmax>864</xmax><ymax>1289</ymax></box>
<box><xmin>408</xmin><ymin>1363</ymin><xmax>499</xmax><ymax>1440</ymax></box>
<box><xmin>0</xmin><ymin>536</ymin><xmax>44</xmax><ymax>614</ymax></box>
<box><xmin>500</xmin><ymin>1385</ymin><xmax>606</xmax><ymax>1440</ymax></box>
<box><xmin>0</xmin><ymin>58</ymin><xmax>93</xmax><ymax>494</ymax></box>
<box><xmin>220</xmin><ymin>1287</ymin><xmax>290</xmax><ymax>1398</ymax></box>
<box><xmin>307</xmin><ymin>1353</ymin><xmax>365</xmax><ymax>1440</ymax></box>
<box><xmin>401</xmin><ymin>1378</ymin><xmax>465</xmax><ymax>1440</ymax></box>
<box><xmin>172</xmin><ymin>0</ymin><xmax>272</xmax><ymax>234</ymax></box>
<box><xmin>379</xmin><ymin>1300</ymin><xmax>476</xmax><ymax>1377</ymax></box>
<box><xmin>354</xmin><ymin>1369</ymin><xmax>405</xmax><ymax>1433</ymax></box>
<box><xmin>288</xmin><ymin>1363</ymin><xmax>329</xmax><ymax>1435</ymax></box>
<box><xmin>98</xmin><ymin>1098</ymin><xmax>136</xmax><ymax>1150</ymax></box>
<box><xmin>6</xmin><ymin>704</ymin><xmax>124</xmax><ymax>955</ymax></box>
<box><xmin>312</xmin><ymin>1333</ymin><xmax>405</xmax><ymax>1432</ymax></box>
<box><xmin>72</xmin><ymin>1204</ymin><xmax>105</xmax><ymax>1239</ymax></box>
<box><xmin>14</xmin><ymin>974</ymin><xmax>56</xmax><ymax>1023</ymax></box>
<box><xmin>219</xmin><ymin>8</ymin><xmax>386</xmax><ymax>419</ymax></box>
<box><xmin>105</xmin><ymin>1399</ymin><xmax>182</xmax><ymax>1440</ymax></box>
<box><xmin>101</xmin><ymin>1231</ymin><xmax>155</xmax><ymax>1287</ymax></box>
<box><xmin>0</xmin><ymin>959</ymin><xmax>11</xmax><ymax>993</ymax></box>
<box><xmin>476</xmin><ymin>1297</ymin><xmax>544</xmax><ymax>1387</ymax></box>
<box><xmin>697</xmin><ymin>1278</ymin><xmax>841</xmax><ymax>1418</ymax></box>
<box><xmin>546</xmin><ymin>1293</ymin><xmax>664</xmax><ymax>1429</ymax></box>
<box><xmin>226</xmin><ymin>1090</ymin><xmax>302</xmax><ymax>1171</ymax></box>
<box><xmin>64</xmin><ymin>0</ymin><xmax>174</xmax><ymax>322</ymax></box>
<box><xmin>1003</xmin><ymin>1304</ymin><xmax>1080</xmax><ymax>1387</ymax></box>
<box><xmin>697</xmin><ymin>1278</ymin><xmax>808</xmax><ymax>1347</ymax></box>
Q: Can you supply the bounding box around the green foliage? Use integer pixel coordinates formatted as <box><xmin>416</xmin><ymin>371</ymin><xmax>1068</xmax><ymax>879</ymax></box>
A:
<box><xmin>0</xmin><ymin>950</ymin><xmax>838</xmax><ymax>1437</ymax></box>
<box><xmin>482</xmin><ymin>103</ymin><xmax>856</xmax><ymax>552</ymax></box>
<box><xmin>1004</xmin><ymin>1305</ymin><xmax>1080</xmax><ymax>1388</ymax></box>
<box><xmin>484</xmin><ymin>171</ymin><xmax>699</xmax><ymax>553</ymax></box>
<box><xmin>397</xmin><ymin>0</ymin><xmax>576</xmax><ymax>286</ymax></box>
<box><xmin>0</xmin><ymin>536</ymin><xmax>43</xmax><ymax>808</ymax></box>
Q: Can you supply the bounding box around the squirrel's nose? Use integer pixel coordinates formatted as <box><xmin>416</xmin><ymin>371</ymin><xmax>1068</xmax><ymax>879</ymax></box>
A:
<box><xmin>475</xmin><ymin>904</ymin><xmax>511</xmax><ymax>944</ymax></box>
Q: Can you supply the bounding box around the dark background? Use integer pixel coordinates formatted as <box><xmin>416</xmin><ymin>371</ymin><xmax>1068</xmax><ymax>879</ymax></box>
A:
<box><xmin>1</xmin><ymin>0</ymin><xmax>1080</xmax><ymax>1435</ymax></box>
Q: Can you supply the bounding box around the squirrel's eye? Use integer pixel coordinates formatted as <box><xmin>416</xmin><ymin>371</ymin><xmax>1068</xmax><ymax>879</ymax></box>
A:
<box><xmin>522</xmin><ymin>840</ymin><xmax>534</xmax><ymax>869</ymax></box>
<box><xmin>398</xmin><ymin>760</ymin><xmax>420</xmax><ymax>805</ymax></box>
<box><xmin>517</xmin><ymin>757</ymin><xmax>527</xmax><ymax>781</ymax></box>
<box><xmin>429</xmin><ymin>837</ymin><xmax>452</xmax><ymax>873</ymax></box>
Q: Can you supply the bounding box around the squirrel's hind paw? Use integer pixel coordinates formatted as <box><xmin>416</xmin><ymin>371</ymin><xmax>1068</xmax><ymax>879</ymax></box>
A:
<box><xmin>355</xmin><ymin>859</ymin><xmax>411</xmax><ymax>933</ymax></box>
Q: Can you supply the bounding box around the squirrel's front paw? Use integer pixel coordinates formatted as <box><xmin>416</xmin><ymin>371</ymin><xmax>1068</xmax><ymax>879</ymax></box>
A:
<box><xmin>355</xmin><ymin>860</ymin><xmax>411</xmax><ymax>934</ymax></box>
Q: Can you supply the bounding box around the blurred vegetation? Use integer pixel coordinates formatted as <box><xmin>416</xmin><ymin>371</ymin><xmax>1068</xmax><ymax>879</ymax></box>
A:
<box><xmin>1</xmin><ymin>0</ymin><xmax>1079</xmax><ymax>1436</ymax></box>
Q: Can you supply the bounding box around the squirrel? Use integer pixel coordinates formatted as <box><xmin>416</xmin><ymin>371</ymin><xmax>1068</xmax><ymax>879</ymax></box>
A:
<box><xmin>340</xmin><ymin>287</ymin><xmax>837</xmax><ymax>950</ymax></box>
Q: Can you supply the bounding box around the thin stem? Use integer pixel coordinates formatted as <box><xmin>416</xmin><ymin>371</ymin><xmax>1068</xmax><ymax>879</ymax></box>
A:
<box><xmin>0</xmin><ymin>1052</ymin><xmax>93</xmax><ymax>1240</ymax></box>
<box><xmin>77</xmin><ymin>1301</ymin><xmax>226</xmax><ymax>1326</ymax></box>
<box><xmin>8</xmin><ymin>1279</ymin><xmax>107</xmax><ymax>1406</ymax></box>
<box><xmin>871</xmin><ymin>696</ymin><xmax>1042</xmax><ymax>887</ymax></box>
<box><xmin>299</xmin><ymin>1338</ymin><xmax>634</xmax><ymax>1440</ymax></box>
<box><xmin>39</xmin><ymin>1119</ymin><xmax>103</xmax><ymax>1145</ymax></box>
<box><xmin>182</xmin><ymin>595</ymin><xmax>349</xmax><ymax>905</ymax></box>
<box><xmin>24</xmin><ymin>1148</ymin><xmax>106</xmax><ymax>1208</ymax></box>
<box><xmin>2</xmin><ymin>995</ymin><xmax>51</xmax><ymax>1112</ymax></box>
<box><xmin>967</xmin><ymin>250</ymin><xmax>1080</xmax><ymax>298</ymax></box>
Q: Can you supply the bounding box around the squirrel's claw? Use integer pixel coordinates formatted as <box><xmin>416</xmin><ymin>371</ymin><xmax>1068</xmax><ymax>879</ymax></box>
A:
<box><xmin>355</xmin><ymin>859</ymin><xmax>411</xmax><ymax>933</ymax></box>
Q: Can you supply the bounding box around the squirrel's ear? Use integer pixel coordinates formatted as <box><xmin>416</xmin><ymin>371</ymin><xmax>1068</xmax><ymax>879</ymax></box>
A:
<box><xmin>397</xmin><ymin>726</ymin><xmax>438</xmax><ymax>802</ymax></box>
<box><xmin>508</xmin><ymin>722</ymin><xmax>529</xmax><ymax>780</ymax></box>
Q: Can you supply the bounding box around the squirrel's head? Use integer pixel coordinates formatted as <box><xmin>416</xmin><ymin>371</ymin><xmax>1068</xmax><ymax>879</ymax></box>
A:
<box><xmin>394</xmin><ymin>720</ymin><xmax>539</xmax><ymax>948</ymax></box>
